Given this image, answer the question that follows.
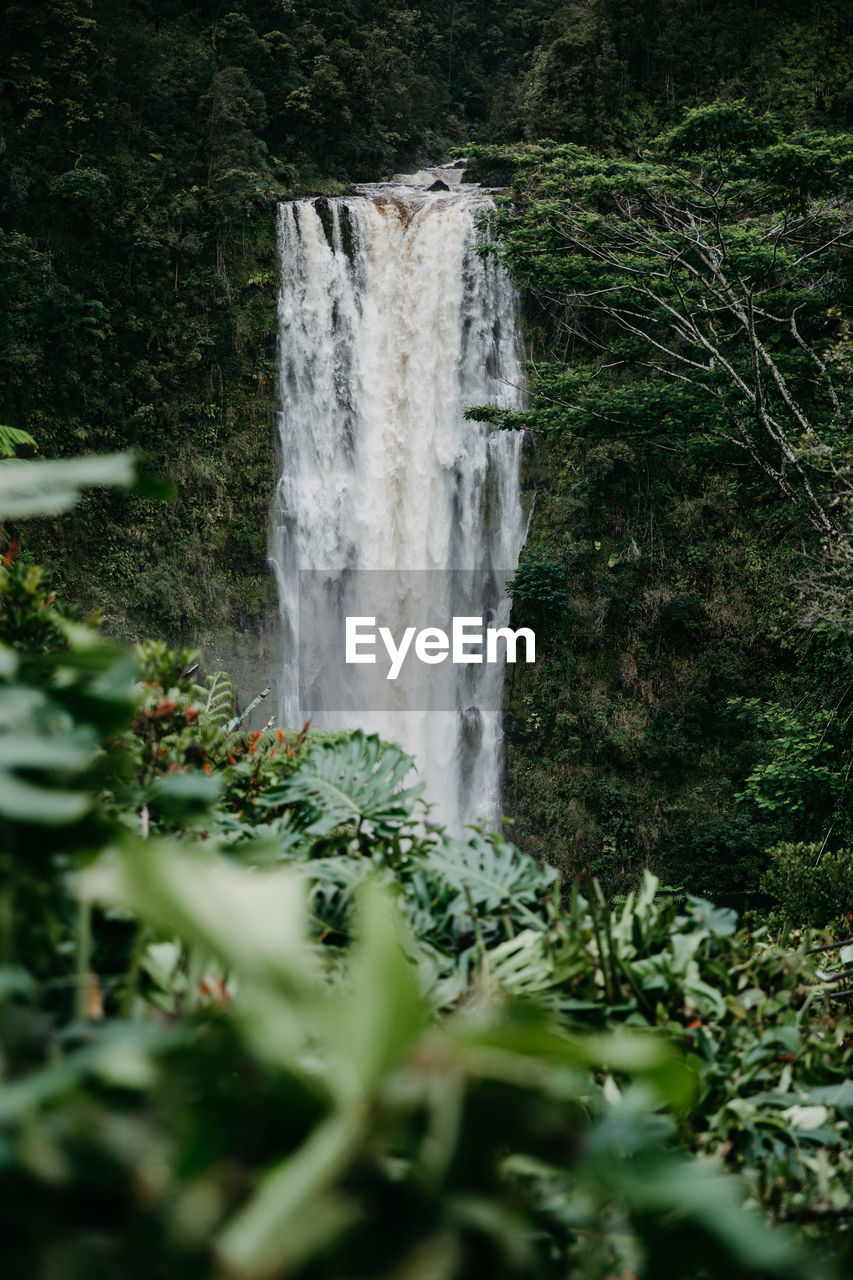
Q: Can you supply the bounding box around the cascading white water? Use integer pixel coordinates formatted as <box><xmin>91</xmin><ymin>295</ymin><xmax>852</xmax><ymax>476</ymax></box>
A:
<box><xmin>272</xmin><ymin>181</ymin><xmax>526</xmax><ymax>832</ymax></box>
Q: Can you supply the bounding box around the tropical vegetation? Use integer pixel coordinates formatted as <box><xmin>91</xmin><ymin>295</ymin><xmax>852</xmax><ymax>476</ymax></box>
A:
<box><xmin>2</xmin><ymin>2</ymin><xmax>853</xmax><ymax>1274</ymax></box>
<box><xmin>1</xmin><ymin>457</ymin><xmax>851</xmax><ymax>1276</ymax></box>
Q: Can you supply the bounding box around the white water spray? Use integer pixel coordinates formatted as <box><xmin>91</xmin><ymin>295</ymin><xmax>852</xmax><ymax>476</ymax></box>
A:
<box><xmin>272</xmin><ymin>180</ymin><xmax>526</xmax><ymax>832</ymax></box>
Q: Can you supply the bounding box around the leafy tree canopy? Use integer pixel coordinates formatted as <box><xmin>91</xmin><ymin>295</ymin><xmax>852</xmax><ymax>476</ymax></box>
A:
<box><xmin>469</xmin><ymin>105</ymin><xmax>853</xmax><ymax>541</ymax></box>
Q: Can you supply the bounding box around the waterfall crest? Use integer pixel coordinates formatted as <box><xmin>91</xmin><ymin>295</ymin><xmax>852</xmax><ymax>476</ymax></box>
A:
<box><xmin>272</xmin><ymin>184</ymin><xmax>526</xmax><ymax>832</ymax></box>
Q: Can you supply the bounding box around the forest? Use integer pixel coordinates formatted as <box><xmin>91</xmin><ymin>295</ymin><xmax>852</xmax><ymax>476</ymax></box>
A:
<box><xmin>1</xmin><ymin>1</ymin><xmax>853</xmax><ymax>1276</ymax></box>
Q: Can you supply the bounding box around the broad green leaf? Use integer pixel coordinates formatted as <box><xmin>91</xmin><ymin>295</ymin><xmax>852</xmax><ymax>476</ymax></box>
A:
<box><xmin>0</xmin><ymin>645</ymin><xmax>18</xmax><ymax>677</ymax></box>
<box><xmin>0</xmin><ymin>770</ymin><xmax>91</xmax><ymax>823</ymax></box>
<box><xmin>0</xmin><ymin>1023</ymin><xmax>178</xmax><ymax>1122</ymax></box>
<box><xmin>484</xmin><ymin>929</ymin><xmax>554</xmax><ymax>994</ymax></box>
<box><xmin>781</xmin><ymin>1104</ymin><xmax>829</xmax><ymax>1130</ymax></box>
<box><xmin>81</xmin><ymin>839</ymin><xmax>309</xmax><ymax>988</ymax></box>
<box><xmin>329</xmin><ymin>881</ymin><xmax>427</xmax><ymax>1095</ymax></box>
<box><xmin>0</xmin><ymin>966</ymin><xmax>37</xmax><ymax>1001</ymax></box>
<box><xmin>451</xmin><ymin>1014</ymin><xmax>697</xmax><ymax>1111</ymax></box>
<box><xmin>217</xmin><ymin>1110</ymin><xmax>361</xmax><ymax>1277</ymax></box>
<box><xmin>147</xmin><ymin>770</ymin><xmax>222</xmax><ymax>817</ymax></box>
<box><xmin>257</xmin><ymin>731</ymin><xmax>423</xmax><ymax>838</ymax></box>
<box><xmin>586</xmin><ymin>1129</ymin><xmax>816</xmax><ymax>1275</ymax></box>
<box><xmin>0</xmin><ymin>452</ymin><xmax>135</xmax><ymax>517</ymax></box>
<box><xmin>0</xmin><ymin>731</ymin><xmax>95</xmax><ymax>770</ymax></box>
<box><xmin>426</xmin><ymin>834</ymin><xmax>556</xmax><ymax>926</ymax></box>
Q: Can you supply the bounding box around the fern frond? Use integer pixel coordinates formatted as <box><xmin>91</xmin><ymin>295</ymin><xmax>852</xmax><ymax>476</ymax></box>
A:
<box><xmin>195</xmin><ymin>671</ymin><xmax>236</xmax><ymax>729</ymax></box>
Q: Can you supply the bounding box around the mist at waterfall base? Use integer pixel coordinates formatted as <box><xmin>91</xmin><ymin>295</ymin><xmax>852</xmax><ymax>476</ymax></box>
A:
<box><xmin>272</xmin><ymin>177</ymin><xmax>526</xmax><ymax>834</ymax></box>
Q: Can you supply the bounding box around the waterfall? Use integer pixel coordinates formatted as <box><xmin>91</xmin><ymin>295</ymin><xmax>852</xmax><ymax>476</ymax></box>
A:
<box><xmin>272</xmin><ymin>182</ymin><xmax>526</xmax><ymax>833</ymax></box>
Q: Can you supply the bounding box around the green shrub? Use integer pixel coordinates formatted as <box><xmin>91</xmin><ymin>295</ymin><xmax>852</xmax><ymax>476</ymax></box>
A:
<box><xmin>506</xmin><ymin>560</ymin><xmax>569</xmax><ymax>617</ymax></box>
<box><xmin>761</xmin><ymin>841</ymin><xmax>853</xmax><ymax>930</ymax></box>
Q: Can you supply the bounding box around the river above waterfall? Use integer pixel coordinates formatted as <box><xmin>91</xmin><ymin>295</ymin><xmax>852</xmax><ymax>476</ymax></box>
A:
<box><xmin>272</xmin><ymin>178</ymin><xmax>526</xmax><ymax>832</ymax></box>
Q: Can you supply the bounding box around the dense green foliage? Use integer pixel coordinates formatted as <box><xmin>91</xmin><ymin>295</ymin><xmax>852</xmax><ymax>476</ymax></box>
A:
<box><xmin>0</xmin><ymin>0</ymin><xmax>554</xmax><ymax>644</ymax></box>
<box><xmin>3</xmin><ymin>11</ymin><xmax>853</xmax><ymax>1265</ymax></box>
<box><xmin>516</xmin><ymin>0</ymin><xmax>853</xmax><ymax>148</ymax></box>
<box><xmin>2</xmin><ymin>7</ymin><xmax>853</xmax><ymax>904</ymax></box>
<box><xmin>761</xmin><ymin>842</ymin><xmax>853</xmax><ymax>930</ymax></box>
<box><xmin>1</xmin><ymin>461</ymin><xmax>850</xmax><ymax>1275</ymax></box>
<box><xmin>471</xmin><ymin>108</ymin><xmax>853</xmax><ymax>536</ymax></box>
<box><xmin>2</xmin><ymin>1</ymin><xmax>851</xmax><ymax>647</ymax></box>
<box><xmin>460</xmin><ymin>105</ymin><xmax>853</xmax><ymax>902</ymax></box>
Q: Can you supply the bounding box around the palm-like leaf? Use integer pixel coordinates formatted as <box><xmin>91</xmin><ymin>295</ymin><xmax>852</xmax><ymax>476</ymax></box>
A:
<box><xmin>306</xmin><ymin>854</ymin><xmax>373</xmax><ymax>942</ymax></box>
<box><xmin>426</xmin><ymin>833</ymin><xmax>557</xmax><ymax>927</ymax></box>
<box><xmin>257</xmin><ymin>731</ymin><xmax>424</xmax><ymax>838</ymax></box>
